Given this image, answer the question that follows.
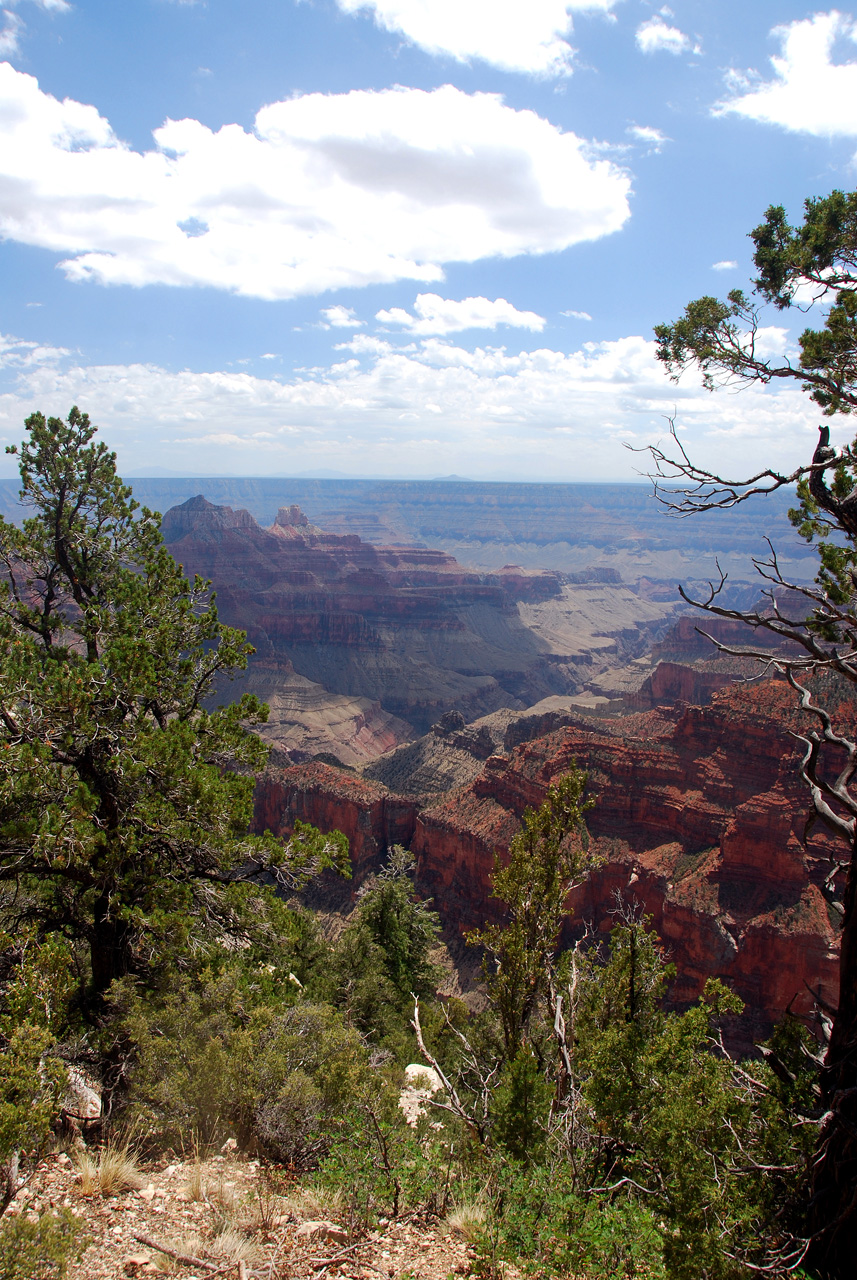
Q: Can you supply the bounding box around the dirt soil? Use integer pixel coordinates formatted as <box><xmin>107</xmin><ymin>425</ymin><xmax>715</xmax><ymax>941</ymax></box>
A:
<box><xmin>9</xmin><ymin>1151</ymin><xmax>487</xmax><ymax>1280</ymax></box>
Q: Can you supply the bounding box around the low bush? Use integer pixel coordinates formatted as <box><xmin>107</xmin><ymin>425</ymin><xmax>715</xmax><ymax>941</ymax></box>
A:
<box><xmin>0</xmin><ymin>1209</ymin><xmax>84</xmax><ymax>1280</ymax></box>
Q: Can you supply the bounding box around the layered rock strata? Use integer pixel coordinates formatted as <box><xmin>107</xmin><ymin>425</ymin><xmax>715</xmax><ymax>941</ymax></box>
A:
<box><xmin>162</xmin><ymin>496</ymin><xmax>580</xmax><ymax>747</ymax></box>
<box><xmin>255</xmin><ymin>681</ymin><xmax>841</xmax><ymax>1043</ymax></box>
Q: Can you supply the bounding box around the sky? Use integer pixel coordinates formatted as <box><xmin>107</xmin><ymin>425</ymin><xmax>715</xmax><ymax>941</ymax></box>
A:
<box><xmin>1</xmin><ymin>1</ymin><xmax>857</xmax><ymax>480</ymax></box>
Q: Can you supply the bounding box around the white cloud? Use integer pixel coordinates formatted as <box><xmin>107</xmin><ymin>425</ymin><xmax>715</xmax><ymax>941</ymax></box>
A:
<box><xmin>627</xmin><ymin>124</ymin><xmax>669</xmax><ymax>151</ymax></box>
<box><xmin>0</xmin><ymin>0</ymin><xmax>70</xmax><ymax>60</ymax></box>
<box><xmin>0</xmin><ymin>66</ymin><xmax>631</xmax><ymax>300</ymax></box>
<box><xmin>717</xmin><ymin>11</ymin><xmax>857</xmax><ymax>137</ymax></box>
<box><xmin>321</xmin><ymin>305</ymin><xmax>364</xmax><ymax>328</ymax></box>
<box><xmin>635</xmin><ymin>18</ymin><xmax>695</xmax><ymax>55</ymax></box>
<box><xmin>334</xmin><ymin>0</ymin><xmax>618</xmax><ymax>77</ymax></box>
<box><xmin>0</xmin><ymin>11</ymin><xmax>22</xmax><ymax>55</ymax></box>
<box><xmin>0</xmin><ymin>331</ymin><xmax>69</xmax><ymax>366</ymax></box>
<box><xmin>712</xmin><ymin>259</ymin><xmax>737</xmax><ymax>271</ymax></box>
<box><xmin>376</xmin><ymin>293</ymin><xmax>545</xmax><ymax>335</ymax></box>
<box><xmin>560</xmin><ymin>308</ymin><xmax>591</xmax><ymax>319</ymax></box>
<box><xmin>0</xmin><ymin>325</ymin><xmax>821</xmax><ymax>481</ymax></box>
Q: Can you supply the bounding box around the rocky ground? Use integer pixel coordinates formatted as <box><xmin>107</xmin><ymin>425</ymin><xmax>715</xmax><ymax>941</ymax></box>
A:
<box><xmin>10</xmin><ymin>1150</ymin><xmax>485</xmax><ymax>1280</ymax></box>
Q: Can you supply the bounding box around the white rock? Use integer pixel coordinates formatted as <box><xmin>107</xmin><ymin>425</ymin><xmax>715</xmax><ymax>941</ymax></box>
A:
<box><xmin>296</xmin><ymin>1219</ymin><xmax>349</xmax><ymax>1244</ymax></box>
<box><xmin>404</xmin><ymin>1064</ymin><xmax>443</xmax><ymax>1090</ymax></box>
<box><xmin>62</xmin><ymin>1067</ymin><xmax>102</xmax><ymax>1123</ymax></box>
<box><xmin>399</xmin><ymin>1063</ymin><xmax>443</xmax><ymax>1126</ymax></box>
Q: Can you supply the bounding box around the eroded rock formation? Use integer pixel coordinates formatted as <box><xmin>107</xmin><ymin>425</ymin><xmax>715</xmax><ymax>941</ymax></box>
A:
<box><xmin>255</xmin><ymin>680</ymin><xmax>841</xmax><ymax>1044</ymax></box>
<box><xmin>162</xmin><ymin>496</ymin><xmax>581</xmax><ymax>753</ymax></box>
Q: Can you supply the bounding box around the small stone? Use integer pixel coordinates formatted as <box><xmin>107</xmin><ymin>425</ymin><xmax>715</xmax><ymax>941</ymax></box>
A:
<box><xmin>220</xmin><ymin>1137</ymin><xmax>238</xmax><ymax>1154</ymax></box>
<box><xmin>123</xmin><ymin>1255</ymin><xmax>151</xmax><ymax>1276</ymax></box>
<box><xmin>138</xmin><ymin>1186</ymin><xmax>155</xmax><ymax>1202</ymax></box>
<box><xmin>56</xmin><ymin>1153</ymin><xmax>71</xmax><ymax>1166</ymax></box>
<box><xmin>297</xmin><ymin>1219</ymin><xmax>349</xmax><ymax>1245</ymax></box>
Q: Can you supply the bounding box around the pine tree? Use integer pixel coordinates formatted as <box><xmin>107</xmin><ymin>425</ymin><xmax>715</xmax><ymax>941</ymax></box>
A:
<box><xmin>0</xmin><ymin>408</ymin><xmax>347</xmax><ymax>1014</ymax></box>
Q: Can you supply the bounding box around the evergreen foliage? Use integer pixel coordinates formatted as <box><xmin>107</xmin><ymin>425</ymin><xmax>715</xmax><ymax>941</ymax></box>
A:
<box><xmin>0</xmin><ymin>408</ymin><xmax>347</xmax><ymax>1012</ymax></box>
<box><xmin>651</xmin><ymin>189</ymin><xmax>857</xmax><ymax>1274</ymax></box>
<box><xmin>468</xmin><ymin>767</ymin><xmax>595</xmax><ymax>1057</ymax></box>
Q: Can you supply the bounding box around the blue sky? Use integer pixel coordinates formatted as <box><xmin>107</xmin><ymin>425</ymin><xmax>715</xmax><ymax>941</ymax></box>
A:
<box><xmin>1</xmin><ymin>0</ymin><xmax>856</xmax><ymax>479</ymax></box>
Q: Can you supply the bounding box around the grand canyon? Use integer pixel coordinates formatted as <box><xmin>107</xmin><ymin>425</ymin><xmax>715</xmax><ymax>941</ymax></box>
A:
<box><xmin>0</xmin><ymin>475</ymin><xmax>836</xmax><ymax>1045</ymax></box>
<box><xmin>150</xmin><ymin>481</ymin><xmax>838</xmax><ymax>1048</ymax></box>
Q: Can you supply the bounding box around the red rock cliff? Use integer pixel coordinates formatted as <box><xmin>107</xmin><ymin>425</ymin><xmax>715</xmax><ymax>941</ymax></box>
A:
<box><xmin>253</xmin><ymin>680</ymin><xmax>842</xmax><ymax>1043</ymax></box>
<box><xmin>411</xmin><ymin>682</ymin><xmax>840</xmax><ymax>1040</ymax></box>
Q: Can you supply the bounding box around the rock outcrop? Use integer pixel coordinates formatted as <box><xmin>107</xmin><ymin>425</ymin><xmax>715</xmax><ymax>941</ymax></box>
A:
<box><xmin>255</xmin><ymin>680</ymin><xmax>842</xmax><ymax>1044</ymax></box>
<box><xmin>624</xmin><ymin>660</ymin><xmax>735</xmax><ymax>710</ymax></box>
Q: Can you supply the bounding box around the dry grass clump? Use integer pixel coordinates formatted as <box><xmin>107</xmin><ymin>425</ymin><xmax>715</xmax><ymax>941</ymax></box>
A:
<box><xmin>75</xmin><ymin>1144</ymin><xmax>145</xmax><ymax>1196</ymax></box>
<box><xmin>148</xmin><ymin>1228</ymin><xmax>259</xmax><ymax>1275</ymax></box>
<box><xmin>209</xmin><ymin>1225</ymin><xmax>261</xmax><ymax>1263</ymax></box>
<box><xmin>148</xmin><ymin>1234</ymin><xmax>206</xmax><ymax>1275</ymax></box>
<box><xmin>184</xmin><ymin>1161</ymin><xmax>207</xmax><ymax>1202</ymax></box>
<box><xmin>446</xmin><ymin>1201</ymin><xmax>487</xmax><ymax>1242</ymax></box>
<box><xmin>281</xmin><ymin>1184</ymin><xmax>342</xmax><ymax>1221</ymax></box>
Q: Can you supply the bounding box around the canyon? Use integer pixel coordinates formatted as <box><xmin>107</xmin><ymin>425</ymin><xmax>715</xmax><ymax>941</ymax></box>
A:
<box><xmin>159</xmin><ymin>494</ymin><xmax>682</xmax><ymax>761</ymax></box>
<box><xmin>0</xmin><ymin>475</ymin><xmax>813</xmax><ymax>583</ymax></box>
<box><xmin>255</xmin><ymin>678</ymin><xmax>842</xmax><ymax>1047</ymax></box>
<box><xmin>0</xmin><ymin>469</ymin><xmax>826</xmax><ymax>1042</ymax></box>
<box><xmin>150</xmin><ymin>485</ymin><xmax>838</xmax><ymax>1044</ymax></box>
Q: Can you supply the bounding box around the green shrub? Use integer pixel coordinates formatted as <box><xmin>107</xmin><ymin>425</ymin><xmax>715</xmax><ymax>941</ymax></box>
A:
<box><xmin>483</xmin><ymin>1161</ymin><xmax>666</xmax><ymax>1280</ymax></box>
<box><xmin>245</xmin><ymin>1003</ymin><xmax>371</xmax><ymax>1165</ymax></box>
<box><xmin>489</xmin><ymin>1047</ymin><xmax>552</xmax><ymax>1164</ymax></box>
<box><xmin>0</xmin><ymin>1210</ymin><xmax>83</xmax><ymax>1280</ymax></box>
<box><xmin>119</xmin><ymin>966</ymin><xmax>253</xmax><ymax>1149</ymax></box>
<box><xmin>315</xmin><ymin>1095</ymin><xmax>465</xmax><ymax>1223</ymax></box>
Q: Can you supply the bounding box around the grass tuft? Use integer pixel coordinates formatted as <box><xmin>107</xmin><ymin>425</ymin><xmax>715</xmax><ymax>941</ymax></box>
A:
<box><xmin>446</xmin><ymin>1202</ymin><xmax>487</xmax><ymax>1242</ymax></box>
<box><xmin>74</xmin><ymin>1145</ymin><xmax>145</xmax><ymax>1196</ymax></box>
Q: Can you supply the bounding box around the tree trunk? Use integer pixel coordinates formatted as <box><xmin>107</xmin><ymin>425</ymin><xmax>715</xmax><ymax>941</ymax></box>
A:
<box><xmin>89</xmin><ymin>893</ymin><xmax>133</xmax><ymax>1004</ymax></box>
<box><xmin>807</xmin><ymin>844</ymin><xmax>857</xmax><ymax>1276</ymax></box>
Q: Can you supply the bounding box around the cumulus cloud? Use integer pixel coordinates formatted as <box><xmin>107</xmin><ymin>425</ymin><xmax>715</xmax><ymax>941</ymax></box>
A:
<box><xmin>0</xmin><ymin>331</ymin><xmax>68</xmax><ymax>363</ymax></box>
<box><xmin>712</xmin><ymin>260</ymin><xmax>737</xmax><ymax>271</ymax></box>
<box><xmin>0</xmin><ymin>66</ymin><xmax>632</xmax><ymax>300</ymax></box>
<box><xmin>0</xmin><ymin>325</ymin><xmax>820</xmax><ymax>480</ymax></box>
<box><xmin>0</xmin><ymin>1</ymin><xmax>70</xmax><ymax>60</ymax></box>
<box><xmin>635</xmin><ymin>18</ymin><xmax>695</xmax><ymax>55</ymax></box>
<box><xmin>334</xmin><ymin>0</ymin><xmax>618</xmax><ymax>77</ymax></box>
<box><xmin>321</xmin><ymin>305</ymin><xmax>364</xmax><ymax>328</ymax></box>
<box><xmin>717</xmin><ymin>11</ymin><xmax>857</xmax><ymax>136</ymax></box>
<box><xmin>376</xmin><ymin>293</ymin><xmax>545</xmax><ymax>335</ymax></box>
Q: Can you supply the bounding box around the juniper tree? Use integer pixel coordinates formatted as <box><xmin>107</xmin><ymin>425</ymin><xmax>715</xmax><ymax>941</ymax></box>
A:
<box><xmin>0</xmin><ymin>408</ymin><xmax>347</xmax><ymax>1016</ymax></box>
<box><xmin>651</xmin><ymin>189</ymin><xmax>857</xmax><ymax>1276</ymax></box>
